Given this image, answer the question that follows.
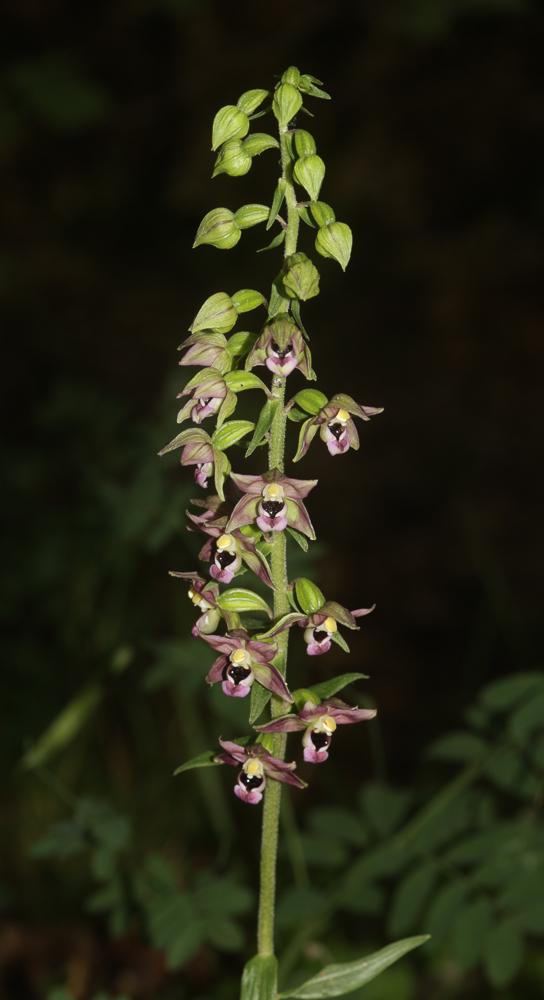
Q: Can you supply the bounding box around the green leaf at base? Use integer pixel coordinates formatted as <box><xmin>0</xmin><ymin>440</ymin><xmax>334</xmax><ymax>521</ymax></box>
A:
<box><xmin>241</xmin><ymin>954</ymin><xmax>278</xmax><ymax>1000</ymax></box>
<box><xmin>278</xmin><ymin>935</ymin><xmax>429</xmax><ymax>998</ymax></box>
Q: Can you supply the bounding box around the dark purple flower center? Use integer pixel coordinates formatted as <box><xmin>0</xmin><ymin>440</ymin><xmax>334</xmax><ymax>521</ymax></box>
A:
<box><xmin>262</xmin><ymin>500</ymin><xmax>285</xmax><ymax>518</ymax></box>
<box><xmin>328</xmin><ymin>422</ymin><xmax>345</xmax><ymax>441</ymax></box>
<box><xmin>216</xmin><ymin>549</ymin><xmax>236</xmax><ymax>569</ymax></box>
<box><xmin>311</xmin><ymin>731</ymin><xmax>330</xmax><ymax>750</ymax></box>
<box><xmin>313</xmin><ymin>629</ymin><xmax>328</xmax><ymax>643</ymax></box>
<box><xmin>270</xmin><ymin>340</ymin><xmax>293</xmax><ymax>359</ymax></box>
<box><xmin>224</xmin><ymin>663</ymin><xmax>252</xmax><ymax>685</ymax></box>
<box><xmin>200</xmin><ymin>397</ymin><xmax>212</xmax><ymax>406</ymax></box>
<box><xmin>239</xmin><ymin>771</ymin><xmax>264</xmax><ymax>790</ymax></box>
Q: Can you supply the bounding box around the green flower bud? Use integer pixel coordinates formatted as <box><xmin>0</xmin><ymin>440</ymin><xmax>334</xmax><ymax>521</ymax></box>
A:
<box><xmin>273</xmin><ymin>83</ymin><xmax>302</xmax><ymax>128</ymax></box>
<box><xmin>233</xmin><ymin>204</ymin><xmax>269</xmax><ymax>230</ymax></box>
<box><xmin>281</xmin><ymin>66</ymin><xmax>301</xmax><ymax>86</ymax></box>
<box><xmin>293</xmin><ymin>154</ymin><xmax>326</xmax><ymax>201</ymax></box>
<box><xmin>211</xmin><ymin>105</ymin><xmax>249</xmax><ymax>151</ymax></box>
<box><xmin>212</xmin><ymin>139</ymin><xmax>252</xmax><ymax>178</ymax></box>
<box><xmin>242</xmin><ymin>133</ymin><xmax>279</xmax><ymax>157</ymax></box>
<box><xmin>294</xmin><ymin>129</ymin><xmax>317</xmax><ymax>157</ymax></box>
<box><xmin>295</xmin><ymin>577</ymin><xmax>326</xmax><ymax>615</ymax></box>
<box><xmin>293</xmin><ymin>687</ymin><xmax>321</xmax><ymax>711</ymax></box>
<box><xmin>189</xmin><ymin>292</ymin><xmax>237</xmax><ymax>334</ymax></box>
<box><xmin>315</xmin><ymin>221</ymin><xmax>353</xmax><ymax>271</ymax></box>
<box><xmin>237</xmin><ymin>88</ymin><xmax>269</xmax><ymax>115</ymax></box>
<box><xmin>310</xmin><ymin>201</ymin><xmax>336</xmax><ymax>226</ymax></box>
<box><xmin>281</xmin><ymin>252</ymin><xmax>320</xmax><ymax>301</ymax></box>
<box><xmin>193</xmin><ymin>208</ymin><xmax>241</xmax><ymax>250</ymax></box>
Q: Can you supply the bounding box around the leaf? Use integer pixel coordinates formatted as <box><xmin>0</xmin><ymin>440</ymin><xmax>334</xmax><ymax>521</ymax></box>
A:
<box><xmin>306</xmin><ymin>673</ymin><xmax>369</xmax><ymax>702</ymax></box>
<box><xmin>287</xmin><ymin>526</ymin><xmax>309</xmax><ymax>551</ymax></box>
<box><xmin>212</xmin><ymin>419</ymin><xmax>254</xmax><ymax>450</ymax></box>
<box><xmin>483</xmin><ymin>921</ymin><xmax>523</xmax><ymax>988</ymax></box>
<box><xmin>216</xmin><ymin>587</ymin><xmax>272</xmax><ymax>616</ymax></box>
<box><xmin>509</xmin><ymin>691</ymin><xmax>544</xmax><ymax>743</ymax></box>
<box><xmin>426</xmin><ymin>731</ymin><xmax>487</xmax><ymax>763</ymax></box>
<box><xmin>243</xmin><ymin>133</ymin><xmax>279</xmax><ymax>157</ymax></box>
<box><xmin>21</xmin><ymin>685</ymin><xmax>102</xmax><ymax>769</ymax></box>
<box><xmin>173</xmin><ymin>750</ymin><xmax>219</xmax><ymax>776</ymax></box>
<box><xmin>249</xmin><ymin>684</ymin><xmax>272</xmax><ymax>725</ymax></box>
<box><xmin>241</xmin><ymin>954</ymin><xmax>278</xmax><ymax>1000</ymax></box>
<box><xmin>267</xmin><ymin>178</ymin><xmax>286</xmax><ymax>229</ymax></box>
<box><xmin>278</xmin><ymin>936</ymin><xmax>429</xmax><ymax>998</ymax></box>
<box><xmin>450</xmin><ymin>897</ymin><xmax>492</xmax><ymax>970</ymax></box>
<box><xmin>425</xmin><ymin>882</ymin><xmax>466</xmax><ymax>949</ymax></box>
<box><xmin>224</xmin><ymin>370</ymin><xmax>268</xmax><ymax>393</ymax></box>
<box><xmin>246</xmin><ymin>399</ymin><xmax>278</xmax><ymax>456</ymax></box>
<box><xmin>231</xmin><ymin>288</ymin><xmax>266</xmax><ymax>313</ymax></box>
<box><xmin>480</xmin><ymin>671</ymin><xmax>544</xmax><ymax>711</ymax></box>
<box><xmin>359</xmin><ymin>784</ymin><xmax>411</xmax><ymax>838</ymax></box>
<box><xmin>388</xmin><ymin>863</ymin><xmax>437</xmax><ymax>937</ymax></box>
<box><xmin>293</xmin><ymin>388</ymin><xmax>329</xmax><ymax>414</ymax></box>
<box><xmin>257</xmin><ymin>229</ymin><xmax>286</xmax><ymax>253</ymax></box>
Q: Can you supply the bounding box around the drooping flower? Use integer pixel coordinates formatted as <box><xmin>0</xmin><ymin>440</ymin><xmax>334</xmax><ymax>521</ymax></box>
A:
<box><xmin>176</xmin><ymin>369</ymin><xmax>233</xmax><ymax>426</ymax></box>
<box><xmin>158</xmin><ymin>429</ymin><xmax>231</xmax><ymax>498</ymax></box>
<box><xmin>200</xmin><ymin>629</ymin><xmax>291</xmax><ymax>701</ymax></box>
<box><xmin>262</xmin><ymin>600</ymin><xmax>375</xmax><ymax>656</ymax></box>
<box><xmin>215</xmin><ymin>738</ymin><xmax>306</xmax><ymax>804</ymax></box>
<box><xmin>293</xmin><ymin>392</ymin><xmax>383</xmax><ymax>461</ymax></box>
<box><xmin>168</xmin><ymin>570</ymin><xmax>222</xmax><ymax>635</ymax></box>
<box><xmin>255</xmin><ymin>698</ymin><xmax>376</xmax><ymax>763</ymax></box>
<box><xmin>187</xmin><ymin>506</ymin><xmax>273</xmax><ymax>587</ymax></box>
<box><xmin>178</xmin><ymin>331</ymin><xmax>231</xmax><ymax>372</ymax></box>
<box><xmin>245</xmin><ymin>315</ymin><xmax>314</xmax><ymax>379</ymax></box>
<box><xmin>227</xmin><ymin>469</ymin><xmax>317</xmax><ymax>539</ymax></box>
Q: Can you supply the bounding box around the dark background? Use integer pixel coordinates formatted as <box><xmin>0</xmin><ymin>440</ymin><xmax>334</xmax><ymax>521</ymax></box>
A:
<box><xmin>2</xmin><ymin>1</ymin><xmax>543</xmax><ymax>998</ymax></box>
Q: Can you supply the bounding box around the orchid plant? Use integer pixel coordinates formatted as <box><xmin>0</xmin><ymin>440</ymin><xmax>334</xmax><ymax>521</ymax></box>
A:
<box><xmin>161</xmin><ymin>68</ymin><xmax>428</xmax><ymax>998</ymax></box>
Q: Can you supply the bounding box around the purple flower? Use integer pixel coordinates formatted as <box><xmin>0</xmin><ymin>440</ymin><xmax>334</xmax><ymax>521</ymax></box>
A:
<box><xmin>195</xmin><ymin>462</ymin><xmax>214</xmax><ymax>488</ymax></box>
<box><xmin>215</xmin><ymin>739</ymin><xmax>306</xmax><ymax>804</ymax></box>
<box><xmin>178</xmin><ymin>331</ymin><xmax>230</xmax><ymax>371</ymax></box>
<box><xmin>200</xmin><ymin>629</ymin><xmax>292</xmax><ymax>701</ymax></box>
<box><xmin>187</xmin><ymin>506</ymin><xmax>273</xmax><ymax>587</ymax></box>
<box><xmin>158</xmin><ymin>430</ymin><xmax>231</xmax><ymax>499</ymax></box>
<box><xmin>263</xmin><ymin>600</ymin><xmax>375</xmax><ymax>656</ymax></box>
<box><xmin>256</xmin><ymin>698</ymin><xmax>377</xmax><ymax>764</ymax></box>
<box><xmin>176</xmin><ymin>369</ymin><xmax>234</xmax><ymax>426</ymax></box>
<box><xmin>168</xmin><ymin>570</ymin><xmax>222</xmax><ymax>635</ymax></box>
<box><xmin>245</xmin><ymin>315</ymin><xmax>314</xmax><ymax>380</ymax></box>
<box><xmin>227</xmin><ymin>470</ymin><xmax>317</xmax><ymax>539</ymax></box>
<box><xmin>293</xmin><ymin>393</ymin><xmax>383</xmax><ymax>462</ymax></box>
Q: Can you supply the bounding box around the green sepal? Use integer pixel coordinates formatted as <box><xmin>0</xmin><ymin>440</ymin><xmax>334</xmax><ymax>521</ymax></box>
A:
<box><xmin>267</xmin><ymin>279</ymin><xmax>290</xmax><ymax>317</ymax></box>
<box><xmin>331</xmin><ymin>630</ymin><xmax>350</xmax><ymax>653</ymax></box>
<box><xmin>224</xmin><ymin>370</ymin><xmax>269</xmax><ymax>394</ymax></box>
<box><xmin>257</xmin><ymin>230</ymin><xmax>286</xmax><ymax>253</ymax></box>
<box><xmin>212</xmin><ymin>447</ymin><xmax>231</xmax><ymax>500</ymax></box>
<box><xmin>231</xmin><ymin>289</ymin><xmax>266</xmax><ymax>314</ymax></box>
<box><xmin>158</xmin><ymin>427</ymin><xmax>207</xmax><ymax>457</ymax></box>
<box><xmin>255</xmin><ymin>612</ymin><xmax>305</xmax><ymax>641</ymax></box>
<box><xmin>298</xmin><ymin>75</ymin><xmax>331</xmax><ymax>101</ymax></box>
<box><xmin>273</xmin><ymin>82</ymin><xmax>302</xmax><ymax>127</ymax></box>
<box><xmin>211</xmin><ymin>105</ymin><xmax>249</xmax><ymax>151</ymax></box>
<box><xmin>289</xmin><ymin>298</ymin><xmax>310</xmax><ymax>339</ymax></box>
<box><xmin>294</xmin><ymin>129</ymin><xmax>317</xmax><ymax>156</ymax></box>
<box><xmin>173</xmin><ymin>750</ymin><xmax>220</xmax><ymax>776</ymax></box>
<box><xmin>237</xmin><ymin>89</ymin><xmax>269</xmax><ymax>115</ymax></box>
<box><xmin>245</xmin><ymin>399</ymin><xmax>279</xmax><ymax>456</ymax></box>
<box><xmin>298</xmin><ymin>205</ymin><xmax>315</xmax><ymax>228</ymax></box>
<box><xmin>311</xmin><ymin>201</ymin><xmax>336</xmax><ymax>226</ymax></box>
<box><xmin>216</xmin><ymin>390</ymin><xmax>238</xmax><ymax>427</ymax></box>
<box><xmin>315</xmin><ymin>222</ymin><xmax>353</xmax><ymax>271</ymax></box>
<box><xmin>193</xmin><ymin>208</ymin><xmax>241</xmax><ymax>250</ymax></box>
<box><xmin>216</xmin><ymin>588</ymin><xmax>273</xmax><ymax>617</ymax></box>
<box><xmin>212</xmin><ymin>420</ymin><xmax>254</xmax><ymax>451</ymax></box>
<box><xmin>249</xmin><ymin>685</ymin><xmax>273</xmax><ymax>726</ymax></box>
<box><xmin>267</xmin><ymin>178</ymin><xmax>286</xmax><ymax>230</ymax></box>
<box><xmin>234</xmin><ymin>204</ymin><xmax>270</xmax><ymax>230</ymax></box>
<box><xmin>278</xmin><ymin>936</ymin><xmax>429</xmax><ymax>997</ymax></box>
<box><xmin>243</xmin><ymin>133</ymin><xmax>279</xmax><ymax>157</ymax></box>
<box><xmin>241</xmin><ymin>954</ymin><xmax>278</xmax><ymax>1000</ymax></box>
<box><xmin>292</xmin><ymin>388</ymin><xmax>328</xmax><ymax>414</ymax></box>
<box><xmin>227</xmin><ymin>331</ymin><xmax>258</xmax><ymax>359</ymax></box>
<box><xmin>306</xmin><ymin>673</ymin><xmax>370</xmax><ymax>702</ymax></box>
<box><xmin>281</xmin><ymin>252</ymin><xmax>320</xmax><ymax>301</ymax></box>
<box><xmin>293</xmin><ymin>417</ymin><xmax>317</xmax><ymax>463</ymax></box>
<box><xmin>286</xmin><ymin>526</ymin><xmax>309</xmax><ymax>551</ymax></box>
<box><xmin>189</xmin><ymin>291</ymin><xmax>237</xmax><ymax>334</ymax></box>
<box><xmin>293</xmin><ymin>154</ymin><xmax>326</xmax><ymax>201</ymax></box>
<box><xmin>294</xmin><ymin>577</ymin><xmax>326</xmax><ymax>615</ymax></box>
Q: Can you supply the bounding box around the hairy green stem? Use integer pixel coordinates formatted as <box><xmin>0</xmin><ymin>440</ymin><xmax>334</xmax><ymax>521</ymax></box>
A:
<box><xmin>256</xmin><ymin>123</ymin><xmax>299</xmax><ymax>957</ymax></box>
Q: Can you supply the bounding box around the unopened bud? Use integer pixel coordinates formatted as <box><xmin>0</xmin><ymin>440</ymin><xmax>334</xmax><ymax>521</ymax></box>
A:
<box><xmin>295</xmin><ymin>577</ymin><xmax>326</xmax><ymax>615</ymax></box>
<box><xmin>231</xmin><ymin>289</ymin><xmax>266</xmax><ymax>313</ymax></box>
<box><xmin>315</xmin><ymin>221</ymin><xmax>353</xmax><ymax>271</ymax></box>
<box><xmin>237</xmin><ymin>89</ymin><xmax>269</xmax><ymax>115</ymax></box>
<box><xmin>190</xmin><ymin>292</ymin><xmax>237</xmax><ymax>334</ymax></box>
<box><xmin>281</xmin><ymin>252</ymin><xmax>320</xmax><ymax>301</ymax></box>
<box><xmin>212</xmin><ymin>105</ymin><xmax>249</xmax><ymax>151</ymax></box>
<box><xmin>273</xmin><ymin>83</ymin><xmax>302</xmax><ymax>128</ymax></box>
<box><xmin>281</xmin><ymin>66</ymin><xmax>301</xmax><ymax>87</ymax></box>
<box><xmin>294</xmin><ymin>130</ymin><xmax>317</xmax><ymax>157</ymax></box>
<box><xmin>193</xmin><ymin>208</ymin><xmax>241</xmax><ymax>250</ymax></box>
<box><xmin>311</xmin><ymin>201</ymin><xmax>336</xmax><ymax>227</ymax></box>
<box><xmin>293</xmin><ymin>154</ymin><xmax>325</xmax><ymax>201</ymax></box>
<box><xmin>233</xmin><ymin>204</ymin><xmax>269</xmax><ymax>230</ymax></box>
<box><xmin>212</xmin><ymin>139</ymin><xmax>252</xmax><ymax>178</ymax></box>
